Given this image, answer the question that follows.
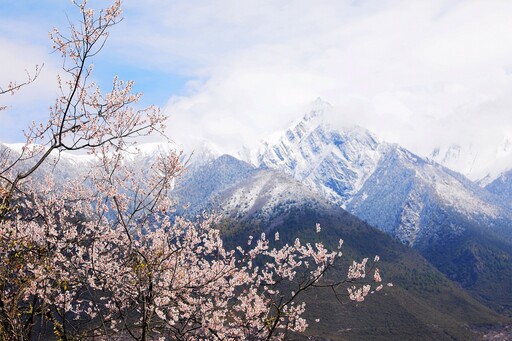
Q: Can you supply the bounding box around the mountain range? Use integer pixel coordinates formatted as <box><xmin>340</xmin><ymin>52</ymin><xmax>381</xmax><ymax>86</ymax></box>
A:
<box><xmin>2</xmin><ymin>98</ymin><xmax>512</xmax><ymax>339</ymax></box>
<box><xmin>251</xmin><ymin>100</ymin><xmax>511</xmax><ymax>245</ymax></box>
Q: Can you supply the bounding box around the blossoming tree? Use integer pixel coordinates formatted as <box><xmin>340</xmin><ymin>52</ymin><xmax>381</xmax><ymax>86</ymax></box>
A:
<box><xmin>0</xmin><ymin>1</ymin><xmax>385</xmax><ymax>339</ymax></box>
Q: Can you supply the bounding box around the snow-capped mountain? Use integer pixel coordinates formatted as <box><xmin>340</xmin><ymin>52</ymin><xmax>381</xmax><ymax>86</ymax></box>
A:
<box><xmin>429</xmin><ymin>136</ymin><xmax>512</xmax><ymax>185</ymax></box>
<box><xmin>215</xmin><ymin>167</ymin><xmax>332</xmax><ymax>224</ymax></box>
<box><xmin>255</xmin><ymin>100</ymin><xmax>384</xmax><ymax>207</ymax></box>
<box><xmin>346</xmin><ymin>145</ymin><xmax>504</xmax><ymax>246</ymax></box>
<box><xmin>252</xmin><ymin>99</ymin><xmax>511</xmax><ymax>246</ymax></box>
<box><xmin>172</xmin><ymin>154</ymin><xmax>257</xmax><ymax>215</ymax></box>
<box><xmin>0</xmin><ymin>142</ymin><xmax>95</xmax><ymax>183</ymax></box>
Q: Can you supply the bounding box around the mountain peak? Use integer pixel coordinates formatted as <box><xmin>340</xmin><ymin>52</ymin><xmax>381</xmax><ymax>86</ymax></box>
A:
<box><xmin>254</xmin><ymin>102</ymin><xmax>386</xmax><ymax>206</ymax></box>
<box><xmin>303</xmin><ymin>97</ymin><xmax>332</xmax><ymax>121</ymax></box>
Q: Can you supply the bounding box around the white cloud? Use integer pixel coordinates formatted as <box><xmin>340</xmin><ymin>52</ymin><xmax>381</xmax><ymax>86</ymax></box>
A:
<box><xmin>146</xmin><ymin>1</ymin><xmax>512</xmax><ymax>162</ymax></box>
<box><xmin>3</xmin><ymin>0</ymin><xmax>512</xmax><ymax>178</ymax></box>
<box><xmin>0</xmin><ymin>36</ymin><xmax>61</xmax><ymax>142</ymax></box>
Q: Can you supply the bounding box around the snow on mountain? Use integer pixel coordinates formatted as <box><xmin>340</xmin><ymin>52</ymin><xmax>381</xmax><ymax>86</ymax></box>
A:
<box><xmin>171</xmin><ymin>152</ymin><xmax>331</xmax><ymax>227</ymax></box>
<box><xmin>255</xmin><ymin>99</ymin><xmax>384</xmax><ymax>207</ymax></box>
<box><xmin>0</xmin><ymin>141</ymin><xmax>187</xmax><ymax>173</ymax></box>
<box><xmin>429</xmin><ymin>135</ymin><xmax>512</xmax><ymax>185</ymax></box>
<box><xmin>485</xmin><ymin>169</ymin><xmax>512</xmax><ymax>209</ymax></box>
<box><xmin>0</xmin><ymin>141</ymin><xmax>186</xmax><ymax>194</ymax></box>
<box><xmin>124</xmin><ymin>141</ymin><xmax>179</xmax><ymax>158</ymax></box>
<box><xmin>253</xmin><ymin>100</ymin><xmax>510</xmax><ymax>246</ymax></box>
<box><xmin>218</xmin><ymin>168</ymin><xmax>330</xmax><ymax>224</ymax></box>
<box><xmin>172</xmin><ymin>154</ymin><xmax>256</xmax><ymax>215</ymax></box>
<box><xmin>0</xmin><ymin>142</ymin><xmax>94</xmax><ymax>181</ymax></box>
<box><xmin>347</xmin><ymin>146</ymin><xmax>503</xmax><ymax>246</ymax></box>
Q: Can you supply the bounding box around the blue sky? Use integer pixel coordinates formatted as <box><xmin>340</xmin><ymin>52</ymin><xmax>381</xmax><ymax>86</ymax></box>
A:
<box><xmin>2</xmin><ymin>0</ymin><xmax>512</xmax><ymax>179</ymax></box>
<box><xmin>0</xmin><ymin>0</ymin><xmax>191</xmax><ymax>134</ymax></box>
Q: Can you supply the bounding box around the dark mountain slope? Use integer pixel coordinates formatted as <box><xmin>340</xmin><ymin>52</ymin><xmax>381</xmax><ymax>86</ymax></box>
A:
<box><xmin>417</xmin><ymin>208</ymin><xmax>512</xmax><ymax>315</ymax></box>
<box><xmin>218</xmin><ymin>205</ymin><xmax>508</xmax><ymax>340</ymax></box>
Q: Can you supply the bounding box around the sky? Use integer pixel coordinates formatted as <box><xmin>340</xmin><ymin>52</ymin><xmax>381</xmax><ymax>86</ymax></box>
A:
<box><xmin>1</xmin><ymin>0</ymin><xmax>512</xmax><ymax>179</ymax></box>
